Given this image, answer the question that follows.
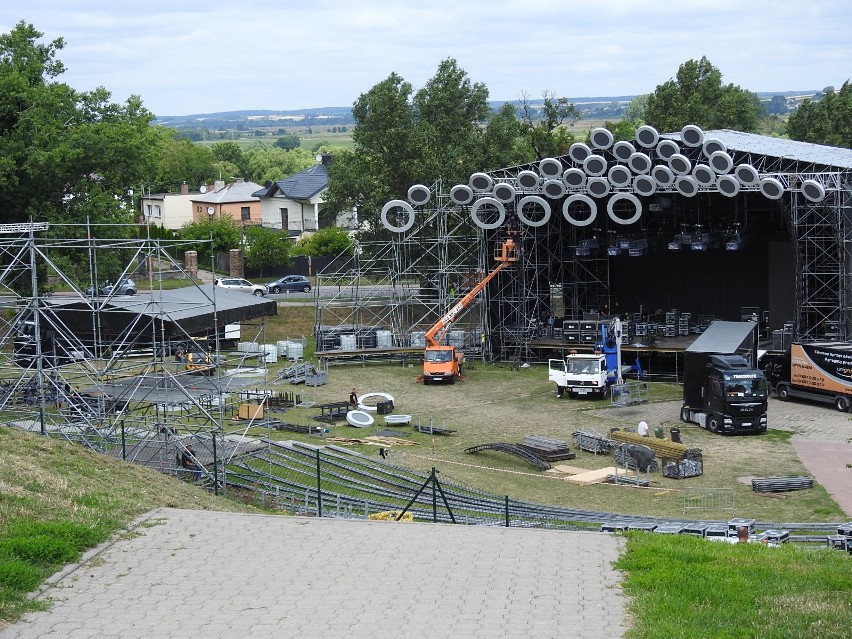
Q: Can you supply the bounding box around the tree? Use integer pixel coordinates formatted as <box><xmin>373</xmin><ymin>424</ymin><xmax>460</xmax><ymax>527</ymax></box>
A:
<box><xmin>518</xmin><ymin>92</ymin><xmax>580</xmax><ymax>160</ymax></box>
<box><xmin>623</xmin><ymin>94</ymin><xmax>649</xmax><ymax>123</ymax></box>
<box><xmin>177</xmin><ymin>216</ymin><xmax>241</xmax><ymax>264</ymax></box>
<box><xmin>787</xmin><ymin>82</ymin><xmax>852</xmax><ymax>149</ymax></box>
<box><xmin>291</xmin><ymin>226</ymin><xmax>353</xmax><ymax>257</ymax></box>
<box><xmin>765</xmin><ymin>95</ymin><xmax>788</xmax><ymax>116</ymax></box>
<box><xmin>149</xmin><ymin>127</ymin><xmax>217</xmax><ymax>192</ymax></box>
<box><xmin>644</xmin><ymin>56</ymin><xmax>764</xmax><ymax>132</ymax></box>
<box><xmin>480</xmin><ymin>103</ymin><xmax>526</xmax><ymax>169</ymax></box>
<box><xmin>243</xmin><ymin>146</ymin><xmax>314</xmax><ymax>183</ymax></box>
<box><xmin>274</xmin><ymin>134</ymin><xmax>300</xmax><ymax>151</ymax></box>
<box><xmin>242</xmin><ymin>225</ymin><xmax>292</xmax><ymax>277</ymax></box>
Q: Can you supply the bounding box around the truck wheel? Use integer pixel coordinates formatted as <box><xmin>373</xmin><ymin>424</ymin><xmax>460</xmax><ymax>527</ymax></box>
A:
<box><xmin>777</xmin><ymin>385</ymin><xmax>789</xmax><ymax>400</ymax></box>
<box><xmin>707</xmin><ymin>415</ymin><xmax>720</xmax><ymax>433</ymax></box>
<box><xmin>680</xmin><ymin>407</ymin><xmax>690</xmax><ymax>423</ymax></box>
<box><xmin>834</xmin><ymin>396</ymin><xmax>849</xmax><ymax>412</ymax></box>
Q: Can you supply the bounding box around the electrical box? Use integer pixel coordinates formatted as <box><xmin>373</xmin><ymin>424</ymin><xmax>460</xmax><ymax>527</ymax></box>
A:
<box><xmin>239</xmin><ymin>403</ymin><xmax>264</xmax><ymax>420</ymax></box>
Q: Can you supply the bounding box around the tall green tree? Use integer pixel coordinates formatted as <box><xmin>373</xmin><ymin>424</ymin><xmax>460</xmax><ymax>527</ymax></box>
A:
<box><xmin>644</xmin><ymin>56</ymin><xmax>764</xmax><ymax>132</ymax></box>
<box><xmin>787</xmin><ymin>82</ymin><xmax>852</xmax><ymax>149</ymax></box>
<box><xmin>243</xmin><ymin>146</ymin><xmax>314</xmax><ymax>183</ymax></box>
<box><xmin>242</xmin><ymin>225</ymin><xmax>292</xmax><ymax>277</ymax></box>
<box><xmin>518</xmin><ymin>92</ymin><xmax>580</xmax><ymax>160</ymax></box>
<box><xmin>149</xmin><ymin>127</ymin><xmax>217</xmax><ymax>192</ymax></box>
<box><xmin>291</xmin><ymin>226</ymin><xmax>353</xmax><ymax>257</ymax></box>
<box><xmin>480</xmin><ymin>103</ymin><xmax>527</xmax><ymax>169</ymax></box>
<box><xmin>177</xmin><ymin>216</ymin><xmax>241</xmax><ymax>264</ymax></box>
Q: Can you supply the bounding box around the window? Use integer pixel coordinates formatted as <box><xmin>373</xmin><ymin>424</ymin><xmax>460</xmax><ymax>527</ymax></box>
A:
<box><xmin>280</xmin><ymin>207</ymin><xmax>288</xmax><ymax>229</ymax></box>
<box><xmin>241</xmin><ymin>207</ymin><xmax>251</xmax><ymax>221</ymax></box>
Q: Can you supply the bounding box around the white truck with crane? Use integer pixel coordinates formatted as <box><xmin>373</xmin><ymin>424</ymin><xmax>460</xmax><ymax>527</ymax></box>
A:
<box><xmin>420</xmin><ymin>239</ymin><xmax>517</xmax><ymax>384</ymax></box>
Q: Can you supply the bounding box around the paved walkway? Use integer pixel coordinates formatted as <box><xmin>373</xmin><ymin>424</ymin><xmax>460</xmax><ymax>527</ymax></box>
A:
<box><xmin>0</xmin><ymin>509</ymin><xmax>626</xmax><ymax>639</ymax></box>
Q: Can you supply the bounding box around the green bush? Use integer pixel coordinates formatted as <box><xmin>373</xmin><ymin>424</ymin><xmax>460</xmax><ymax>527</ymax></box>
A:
<box><xmin>0</xmin><ymin>537</ymin><xmax>78</xmax><ymax>566</ymax></box>
<box><xmin>0</xmin><ymin>558</ymin><xmax>42</xmax><ymax>593</ymax></box>
<box><xmin>4</xmin><ymin>519</ymin><xmax>109</xmax><ymax>552</ymax></box>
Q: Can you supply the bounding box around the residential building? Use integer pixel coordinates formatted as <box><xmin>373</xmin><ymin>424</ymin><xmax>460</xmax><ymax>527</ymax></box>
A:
<box><xmin>253</xmin><ymin>155</ymin><xmax>331</xmax><ymax>236</ymax></box>
<box><xmin>191</xmin><ymin>178</ymin><xmax>263</xmax><ymax>226</ymax></box>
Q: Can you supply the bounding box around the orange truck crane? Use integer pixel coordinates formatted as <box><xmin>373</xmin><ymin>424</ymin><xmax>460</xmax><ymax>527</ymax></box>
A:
<box><xmin>420</xmin><ymin>239</ymin><xmax>518</xmax><ymax>384</ymax></box>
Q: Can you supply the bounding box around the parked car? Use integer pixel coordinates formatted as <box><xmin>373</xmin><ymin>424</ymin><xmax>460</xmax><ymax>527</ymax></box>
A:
<box><xmin>268</xmin><ymin>275</ymin><xmax>312</xmax><ymax>294</ymax></box>
<box><xmin>86</xmin><ymin>278</ymin><xmax>137</xmax><ymax>296</ymax></box>
<box><xmin>213</xmin><ymin>278</ymin><xmax>267</xmax><ymax>296</ymax></box>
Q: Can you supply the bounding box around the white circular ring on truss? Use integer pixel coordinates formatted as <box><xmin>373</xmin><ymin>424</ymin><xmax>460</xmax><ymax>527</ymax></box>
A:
<box><xmin>583</xmin><ymin>154</ymin><xmax>608</xmax><ymax>176</ymax></box>
<box><xmin>470</xmin><ymin>197</ymin><xmax>506</xmax><ymax>229</ymax></box>
<box><xmin>633</xmin><ymin>174</ymin><xmax>657</xmax><ymax>196</ymax></box>
<box><xmin>759</xmin><ymin>177</ymin><xmax>785</xmax><ymax>200</ymax></box>
<box><xmin>607</xmin><ymin>165</ymin><xmax>632</xmax><ymax>187</ymax></box>
<box><xmin>734</xmin><ymin>164</ymin><xmax>760</xmax><ymax>186</ymax></box>
<box><xmin>569</xmin><ymin>142</ymin><xmax>592</xmax><ymax>164</ymax></box>
<box><xmin>675</xmin><ymin>175</ymin><xmax>699</xmax><ymax>197</ymax></box>
<box><xmin>562</xmin><ymin>168</ymin><xmax>587</xmax><ymax>189</ymax></box>
<box><xmin>709</xmin><ymin>151</ymin><xmax>734</xmax><ymax>174</ymax></box>
<box><xmin>517</xmin><ymin>170</ymin><xmax>540</xmax><ymax>190</ymax></box>
<box><xmin>539</xmin><ymin>157</ymin><xmax>563</xmax><ymax>179</ymax></box>
<box><xmin>607</xmin><ymin>193</ymin><xmax>643</xmax><ymax>225</ymax></box>
<box><xmin>717</xmin><ymin>174</ymin><xmax>741</xmax><ymax>197</ymax></box>
<box><xmin>627</xmin><ymin>152</ymin><xmax>652</xmax><ymax>174</ymax></box>
<box><xmin>516</xmin><ymin>195</ymin><xmax>552</xmax><ymax>227</ymax></box>
<box><xmin>703</xmin><ymin>137</ymin><xmax>727</xmax><ymax>156</ymax></box>
<box><xmin>656</xmin><ymin>139</ymin><xmax>680</xmax><ymax>160</ymax></box>
<box><xmin>542</xmin><ymin>179</ymin><xmax>566</xmax><ymax>199</ymax></box>
<box><xmin>801</xmin><ymin>179</ymin><xmax>826</xmax><ymax>202</ymax></box>
<box><xmin>590</xmin><ymin>127</ymin><xmax>614</xmax><ymax>149</ymax></box>
<box><xmin>493</xmin><ymin>181</ymin><xmax>516</xmax><ymax>203</ymax></box>
<box><xmin>384</xmin><ymin>414</ymin><xmax>411</xmax><ymax>425</ymax></box>
<box><xmin>407</xmin><ymin>184</ymin><xmax>431</xmax><ymax>206</ymax></box>
<box><xmin>651</xmin><ymin>164</ymin><xmax>676</xmax><ymax>187</ymax></box>
<box><xmin>669</xmin><ymin>153</ymin><xmax>692</xmax><ymax>175</ymax></box>
<box><xmin>380</xmin><ymin>200</ymin><xmax>416</xmax><ymax>233</ymax></box>
<box><xmin>681</xmin><ymin>124</ymin><xmax>705</xmax><ymax>147</ymax></box>
<box><xmin>469</xmin><ymin>172</ymin><xmax>493</xmax><ymax>192</ymax></box>
<box><xmin>612</xmin><ymin>141</ymin><xmax>635</xmax><ymax>162</ymax></box>
<box><xmin>347</xmin><ymin>410</ymin><xmax>375</xmax><ymax>427</ymax></box>
<box><xmin>562</xmin><ymin>194</ymin><xmax>598</xmax><ymax>226</ymax></box>
<box><xmin>693</xmin><ymin>164</ymin><xmax>716</xmax><ymax>186</ymax></box>
<box><xmin>357</xmin><ymin>392</ymin><xmax>395</xmax><ymax>412</ymax></box>
<box><xmin>636</xmin><ymin>125</ymin><xmax>660</xmax><ymax>148</ymax></box>
<box><xmin>449</xmin><ymin>184</ymin><xmax>474</xmax><ymax>205</ymax></box>
<box><xmin>587</xmin><ymin>177</ymin><xmax>611</xmax><ymax>198</ymax></box>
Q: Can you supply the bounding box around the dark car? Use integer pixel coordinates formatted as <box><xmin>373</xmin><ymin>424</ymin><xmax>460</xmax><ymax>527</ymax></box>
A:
<box><xmin>268</xmin><ymin>275</ymin><xmax>312</xmax><ymax>294</ymax></box>
<box><xmin>86</xmin><ymin>278</ymin><xmax>137</xmax><ymax>296</ymax></box>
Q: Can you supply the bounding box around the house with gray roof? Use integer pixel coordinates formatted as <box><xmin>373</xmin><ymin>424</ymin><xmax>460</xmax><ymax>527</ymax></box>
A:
<box><xmin>253</xmin><ymin>155</ymin><xmax>335</xmax><ymax>236</ymax></box>
<box><xmin>191</xmin><ymin>178</ymin><xmax>264</xmax><ymax>226</ymax></box>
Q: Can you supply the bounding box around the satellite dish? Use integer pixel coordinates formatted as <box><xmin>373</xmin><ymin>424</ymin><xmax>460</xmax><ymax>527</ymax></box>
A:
<box><xmin>316</xmin><ymin>154</ymin><xmax>323</xmax><ymax>162</ymax></box>
<box><xmin>199</xmin><ymin>185</ymin><xmax>207</xmax><ymax>193</ymax></box>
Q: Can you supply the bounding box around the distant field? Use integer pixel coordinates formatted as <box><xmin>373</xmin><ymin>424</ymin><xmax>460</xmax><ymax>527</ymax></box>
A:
<box><xmin>199</xmin><ymin>127</ymin><xmax>354</xmax><ymax>152</ymax></box>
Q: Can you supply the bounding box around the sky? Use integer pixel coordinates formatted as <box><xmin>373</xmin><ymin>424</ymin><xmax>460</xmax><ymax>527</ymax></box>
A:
<box><xmin>4</xmin><ymin>0</ymin><xmax>851</xmax><ymax>117</ymax></box>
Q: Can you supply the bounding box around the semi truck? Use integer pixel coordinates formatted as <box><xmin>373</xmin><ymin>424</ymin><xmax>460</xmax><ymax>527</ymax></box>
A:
<box><xmin>547</xmin><ymin>317</ymin><xmax>642</xmax><ymax>398</ymax></box>
<box><xmin>765</xmin><ymin>341</ymin><xmax>852</xmax><ymax>412</ymax></box>
<box><xmin>680</xmin><ymin>352</ymin><xmax>768</xmax><ymax>433</ymax></box>
<box><xmin>421</xmin><ymin>240</ymin><xmax>517</xmax><ymax>384</ymax></box>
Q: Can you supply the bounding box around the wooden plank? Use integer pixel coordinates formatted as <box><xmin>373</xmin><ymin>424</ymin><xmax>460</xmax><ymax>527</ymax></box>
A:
<box><xmin>564</xmin><ymin>466</ymin><xmax>636</xmax><ymax>485</ymax></box>
<box><xmin>546</xmin><ymin>465</ymin><xmax>591</xmax><ymax>475</ymax></box>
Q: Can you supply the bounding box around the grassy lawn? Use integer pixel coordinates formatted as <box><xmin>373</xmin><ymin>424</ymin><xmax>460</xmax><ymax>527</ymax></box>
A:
<box><xmin>616</xmin><ymin>532</ymin><xmax>851</xmax><ymax>639</ymax></box>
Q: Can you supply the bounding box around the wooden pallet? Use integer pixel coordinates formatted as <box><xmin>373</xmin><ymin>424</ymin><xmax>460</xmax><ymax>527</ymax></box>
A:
<box><xmin>564</xmin><ymin>466</ymin><xmax>636</xmax><ymax>485</ymax></box>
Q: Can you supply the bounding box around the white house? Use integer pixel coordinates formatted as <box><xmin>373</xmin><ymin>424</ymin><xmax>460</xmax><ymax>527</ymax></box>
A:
<box><xmin>253</xmin><ymin>156</ymin><xmax>331</xmax><ymax>236</ymax></box>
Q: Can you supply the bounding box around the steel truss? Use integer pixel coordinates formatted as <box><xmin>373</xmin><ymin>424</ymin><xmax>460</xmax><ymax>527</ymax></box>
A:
<box><xmin>0</xmin><ymin>223</ymin><xmax>271</xmax><ymax>486</ymax></box>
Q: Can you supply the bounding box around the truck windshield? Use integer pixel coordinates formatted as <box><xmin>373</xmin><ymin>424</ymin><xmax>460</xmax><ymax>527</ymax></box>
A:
<box><xmin>568</xmin><ymin>359</ymin><xmax>599</xmax><ymax>374</ymax></box>
<box><xmin>725</xmin><ymin>379</ymin><xmax>767</xmax><ymax>398</ymax></box>
<box><xmin>425</xmin><ymin>350</ymin><xmax>452</xmax><ymax>363</ymax></box>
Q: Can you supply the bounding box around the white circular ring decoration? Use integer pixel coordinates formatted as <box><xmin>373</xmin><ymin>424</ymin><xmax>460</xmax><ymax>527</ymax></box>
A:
<box><xmin>357</xmin><ymin>392</ymin><xmax>395</xmax><ymax>412</ymax></box>
<box><xmin>703</xmin><ymin>138</ymin><xmax>727</xmax><ymax>156</ymax></box>
<box><xmin>759</xmin><ymin>177</ymin><xmax>785</xmax><ymax>200</ymax></box>
<box><xmin>801</xmin><ymin>179</ymin><xmax>826</xmax><ymax>202</ymax></box>
<box><xmin>539</xmin><ymin>157</ymin><xmax>562</xmax><ymax>178</ymax></box>
<box><xmin>590</xmin><ymin>127</ymin><xmax>614</xmax><ymax>149</ymax></box>
<box><xmin>407</xmin><ymin>184</ymin><xmax>431</xmax><ymax>206</ymax></box>
<box><xmin>516</xmin><ymin>195</ymin><xmax>552</xmax><ymax>227</ymax></box>
<box><xmin>607</xmin><ymin>165</ymin><xmax>632</xmax><ymax>187</ymax></box>
<box><xmin>347</xmin><ymin>410</ymin><xmax>375</xmax><ymax>428</ymax></box>
<box><xmin>562</xmin><ymin>168</ymin><xmax>587</xmax><ymax>189</ymax></box>
<box><xmin>607</xmin><ymin>193</ymin><xmax>643</xmax><ymax>225</ymax></box>
<box><xmin>651</xmin><ymin>165</ymin><xmax>675</xmax><ymax>187</ymax></box>
<box><xmin>709</xmin><ymin>151</ymin><xmax>734</xmax><ymax>174</ymax></box>
<box><xmin>669</xmin><ymin>153</ymin><xmax>692</xmax><ymax>175</ymax></box>
<box><xmin>583</xmin><ymin>154</ymin><xmax>608</xmax><ymax>177</ymax></box>
<box><xmin>681</xmin><ymin>124</ymin><xmax>704</xmax><ymax>147</ymax></box>
<box><xmin>656</xmin><ymin>139</ymin><xmax>680</xmax><ymax>160</ymax></box>
<box><xmin>562</xmin><ymin>194</ymin><xmax>598</xmax><ymax>226</ymax></box>
<box><xmin>493</xmin><ymin>182</ymin><xmax>516</xmax><ymax>203</ymax></box>
<box><xmin>636</xmin><ymin>125</ymin><xmax>660</xmax><ymax>148</ymax></box>
<box><xmin>633</xmin><ymin>175</ymin><xmax>657</xmax><ymax>196</ymax></box>
<box><xmin>380</xmin><ymin>200</ymin><xmax>416</xmax><ymax>233</ymax></box>
<box><xmin>627</xmin><ymin>152</ymin><xmax>652</xmax><ymax>174</ymax></box>
<box><xmin>734</xmin><ymin>164</ymin><xmax>760</xmax><ymax>186</ymax></box>
<box><xmin>470</xmin><ymin>197</ymin><xmax>506</xmax><ymax>229</ymax></box>
<box><xmin>542</xmin><ymin>179</ymin><xmax>566</xmax><ymax>199</ymax></box>
<box><xmin>586</xmin><ymin>177</ymin><xmax>611</xmax><ymax>198</ymax></box>
<box><xmin>717</xmin><ymin>174</ymin><xmax>740</xmax><ymax>197</ymax></box>
<box><xmin>450</xmin><ymin>184</ymin><xmax>474</xmax><ymax>205</ymax></box>
<box><xmin>384</xmin><ymin>414</ymin><xmax>411</xmax><ymax>425</ymax></box>
<box><xmin>693</xmin><ymin>164</ymin><xmax>716</xmax><ymax>186</ymax></box>
<box><xmin>675</xmin><ymin>175</ymin><xmax>699</xmax><ymax>197</ymax></box>
<box><xmin>517</xmin><ymin>170</ymin><xmax>540</xmax><ymax>190</ymax></box>
<box><xmin>569</xmin><ymin>142</ymin><xmax>592</xmax><ymax>164</ymax></box>
<box><xmin>469</xmin><ymin>172</ymin><xmax>493</xmax><ymax>192</ymax></box>
<box><xmin>612</xmin><ymin>141</ymin><xmax>635</xmax><ymax>162</ymax></box>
